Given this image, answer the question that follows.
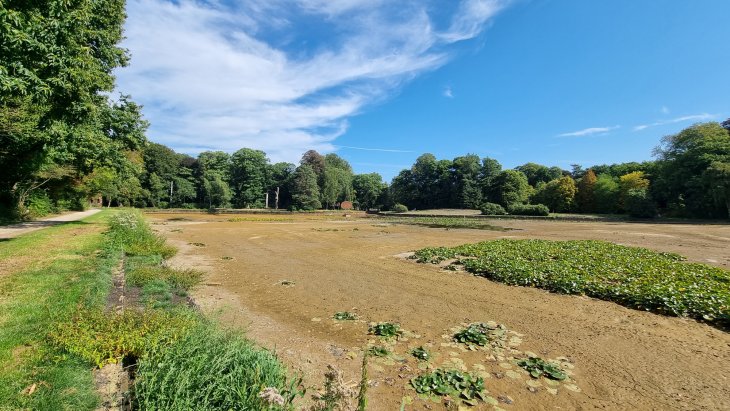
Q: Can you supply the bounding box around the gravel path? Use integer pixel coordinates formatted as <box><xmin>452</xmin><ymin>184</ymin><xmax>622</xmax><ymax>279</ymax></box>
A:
<box><xmin>0</xmin><ymin>209</ymin><xmax>102</xmax><ymax>239</ymax></box>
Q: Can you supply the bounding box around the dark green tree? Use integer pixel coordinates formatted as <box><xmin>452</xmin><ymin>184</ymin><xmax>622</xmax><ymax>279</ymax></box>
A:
<box><xmin>490</xmin><ymin>170</ymin><xmax>531</xmax><ymax>207</ymax></box>
<box><xmin>229</xmin><ymin>148</ymin><xmax>269</xmax><ymax>208</ymax></box>
<box><xmin>353</xmin><ymin>173</ymin><xmax>386</xmax><ymax>209</ymax></box>
<box><xmin>291</xmin><ymin>165</ymin><xmax>321</xmax><ymax>210</ymax></box>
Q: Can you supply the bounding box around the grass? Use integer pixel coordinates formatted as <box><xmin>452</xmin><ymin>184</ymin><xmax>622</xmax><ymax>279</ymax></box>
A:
<box><xmin>0</xmin><ymin>212</ymin><xmax>112</xmax><ymax>410</ymax></box>
<box><xmin>133</xmin><ymin>324</ymin><xmax>298</xmax><ymax>410</ymax></box>
<box><xmin>414</xmin><ymin>239</ymin><xmax>730</xmax><ymax>325</ymax></box>
<box><xmin>381</xmin><ymin>216</ymin><xmax>508</xmax><ymax>231</ymax></box>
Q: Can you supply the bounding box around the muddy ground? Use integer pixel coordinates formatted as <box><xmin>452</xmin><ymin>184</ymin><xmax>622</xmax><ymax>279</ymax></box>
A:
<box><xmin>150</xmin><ymin>212</ymin><xmax>730</xmax><ymax>410</ymax></box>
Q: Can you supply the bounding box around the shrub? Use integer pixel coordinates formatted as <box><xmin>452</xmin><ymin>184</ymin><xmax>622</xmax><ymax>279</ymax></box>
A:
<box><xmin>134</xmin><ymin>324</ymin><xmax>298</xmax><ymax>410</ymax></box>
<box><xmin>392</xmin><ymin>203</ymin><xmax>408</xmax><ymax>213</ymax></box>
<box><xmin>27</xmin><ymin>191</ymin><xmax>54</xmax><ymax>218</ymax></box>
<box><xmin>480</xmin><ymin>202</ymin><xmax>507</xmax><ymax>215</ymax></box>
<box><xmin>507</xmin><ymin>203</ymin><xmax>550</xmax><ymax>216</ymax></box>
<box><xmin>411</xmin><ymin>369</ymin><xmax>486</xmax><ymax>404</ymax></box>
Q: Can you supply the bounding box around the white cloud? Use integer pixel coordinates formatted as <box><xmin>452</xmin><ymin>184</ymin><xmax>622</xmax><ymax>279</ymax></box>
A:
<box><xmin>443</xmin><ymin>86</ymin><xmax>454</xmax><ymax>98</ymax></box>
<box><xmin>116</xmin><ymin>0</ymin><xmax>509</xmax><ymax>162</ymax></box>
<box><xmin>633</xmin><ymin>113</ymin><xmax>715</xmax><ymax>132</ymax></box>
<box><xmin>557</xmin><ymin>126</ymin><xmax>620</xmax><ymax>137</ymax></box>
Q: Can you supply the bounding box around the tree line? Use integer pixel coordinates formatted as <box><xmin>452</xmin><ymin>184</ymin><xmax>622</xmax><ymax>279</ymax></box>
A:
<box><xmin>1</xmin><ymin>1</ymin><xmax>728</xmax><ymax>220</ymax></box>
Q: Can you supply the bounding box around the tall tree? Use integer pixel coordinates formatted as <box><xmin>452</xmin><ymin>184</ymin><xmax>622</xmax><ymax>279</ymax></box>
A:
<box><xmin>0</xmin><ymin>0</ymin><xmax>139</xmax><ymax>216</ymax></box>
<box><xmin>353</xmin><ymin>173</ymin><xmax>386</xmax><ymax>209</ymax></box>
<box><xmin>593</xmin><ymin>174</ymin><xmax>620</xmax><ymax>214</ymax></box>
<box><xmin>575</xmin><ymin>169</ymin><xmax>597</xmax><ymax>213</ymax></box>
<box><xmin>490</xmin><ymin>170</ymin><xmax>531</xmax><ymax>207</ymax></box>
<box><xmin>654</xmin><ymin>122</ymin><xmax>730</xmax><ymax>217</ymax></box>
<box><xmin>291</xmin><ymin>165</ymin><xmax>321</xmax><ymax>210</ymax></box>
<box><xmin>229</xmin><ymin>148</ymin><xmax>269</xmax><ymax>208</ymax></box>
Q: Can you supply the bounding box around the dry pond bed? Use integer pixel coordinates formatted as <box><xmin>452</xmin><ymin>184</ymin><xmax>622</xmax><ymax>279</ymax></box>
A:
<box><xmin>151</xmin><ymin>212</ymin><xmax>730</xmax><ymax>410</ymax></box>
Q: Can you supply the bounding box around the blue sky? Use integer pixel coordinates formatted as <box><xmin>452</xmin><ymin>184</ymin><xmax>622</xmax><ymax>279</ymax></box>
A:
<box><xmin>116</xmin><ymin>0</ymin><xmax>730</xmax><ymax>181</ymax></box>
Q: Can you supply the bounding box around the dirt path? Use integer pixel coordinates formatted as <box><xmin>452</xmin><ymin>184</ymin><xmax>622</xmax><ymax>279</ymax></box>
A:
<box><xmin>154</xmin><ymin>213</ymin><xmax>730</xmax><ymax>410</ymax></box>
<box><xmin>0</xmin><ymin>209</ymin><xmax>102</xmax><ymax>239</ymax></box>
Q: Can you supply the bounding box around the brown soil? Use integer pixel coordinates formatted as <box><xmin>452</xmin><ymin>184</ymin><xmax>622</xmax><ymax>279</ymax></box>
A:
<box><xmin>153</xmin><ymin>212</ymin><xmax>730</xmax><ymax>410</ymax></box>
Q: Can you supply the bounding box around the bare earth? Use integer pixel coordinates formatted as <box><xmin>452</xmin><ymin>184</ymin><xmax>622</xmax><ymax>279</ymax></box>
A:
<box><xmin>151</xmin><ymin>213</ymin><xmax>730</xmax><ymax>410</ymax></box>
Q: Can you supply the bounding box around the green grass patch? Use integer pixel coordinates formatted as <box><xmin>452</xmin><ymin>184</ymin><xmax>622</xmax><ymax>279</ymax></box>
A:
<box><xmin>49</xmin><ymin>308</ymin><xmax>198</xmax><ymax>368</ymax></box>
<box><xmin>414</xmin><ymin>239</ymin><xmax>730</xmax><ymax>325</ymax></box>
<box><xmin>127</xmin><ymin>265</ymin><xmax>203</xmax><ymax>291</ymax></box>
<box><xmin>366</xmin><ymin>346</ymin><xmax>389</xmax><ymax>357</ymax></box>
<box><xmin>382</xmin><ymin>216</ymin><xmax>508</xmax><ymax>231</ymax></box>
<box><xmin>108</xmin><ymin>211</ymin><xmax>177</xmax><ymax>258</ymax></box>
<box><xmin>133</xmin><ymin>324</ymin><xmax>299</xmax><ymax>410</ymax></box>
<box><xmin>0</xmin><ymin>212</ymin><xmax>113</xmax><ymax>410</ymax></box>
<box><xmin>410</xmin><ymin>369</ymin><xmax>486</xmax><ymax>405</ymax></box>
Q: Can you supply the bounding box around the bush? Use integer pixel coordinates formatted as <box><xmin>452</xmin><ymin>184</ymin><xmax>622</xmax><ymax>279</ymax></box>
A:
<box><xmin>134</xmin><ymin>324</ymin><xmax>297</xmax><ymax>410</ymax></box>
<box><xmin>507</xmin><ymin>204</ymin><xmax>550</xmax><ymax>216</ymax></box>
<box><xmin>27</xmin><ymin>191</ymin><xmax>54</xmax><ymax>218</ymax></box>
<box><xmin>392</xmin><ymin>203</ymin><xmax>408</xmax><ymax>213</ymax></box>
<box><xmin>127</xmin><ymin>265</ymin><xmax>203</xmax><ymax>291</ymax></box>
<box><xmin>480</xmin><ymin>202</ymin><xmax>507</xmax><ymax>215</ymax></box>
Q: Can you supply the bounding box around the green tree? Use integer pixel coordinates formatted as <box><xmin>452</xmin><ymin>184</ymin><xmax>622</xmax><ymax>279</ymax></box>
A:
<box><xmin>229</xmin><ymin>148</ymin><xmax>269</xmax><ymax>208</ymax></box>
<box><xmin>291</xmin><ymin>165</ymin><xmax>321</xmax><ymax>210</ymax></box>
<box><xmin>490</xmin><ymin>170</ymin><xmax>531</xmax><ymax>207</ymax></box>
<box><xmin>0</xmin><ymin>0</ymin><xmax>140</xmax><ymax>215</ymax></box>
<box><xmin>203</xmin><ymin>175</ymin><xmax>231</xmax><ymax>209</ymax></box>
<box><xmin>515</xmin><ymin>163</ymin><xmax>563</xmax><ymax>186</ymax></box>
<box><xmin>575</xmin><ymin>169</ymin><xmax>597</xmax><ymax>213</ymax></box>
<box><xmin>451</xmin><ymin>154</ymin><xmax>482</xmax><ymax>209</ymax></box>
<box><xmin>479</xmin><ymin>157</ymin><xmax>502</xmax><ymax>203</ymax></box>
<box><xmin>353</xmin><ymin>173</ymin><xmax>386</xmax><ymax>209</ymax></box>
<box><xmin>593</xmin><ymin>174</ymin><xmax>620</xmax><ymax>214</ymax></box>
<box><xmin>532</xmin><ymin>176</ymin><xmax>576</xmax><ymax>212</ymax></box>
<box><xmin>704</xmin><ymin>162</ymin><xmax>730</xmax><ymax>217</ymax></box>
<box><xmin>655</xmin><ymin>122</ymin><xmax>730</xmax><ymax>218</ymax></box>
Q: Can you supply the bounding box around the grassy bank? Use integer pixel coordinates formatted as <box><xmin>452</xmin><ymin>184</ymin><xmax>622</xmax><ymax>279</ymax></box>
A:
<box><xmin>0</xmin><ymin>212</ymin><xmax>112</xmax><ymax>409</ymax></box>
<box><xmin>414</xmin><ymin>239</ymin><xmax>730</xmax><ymax>326</ymax></box>
<box><xmin>0</xmin><ymin>210</ymin><xmax>301</xmax><ymax>410</ymax></box>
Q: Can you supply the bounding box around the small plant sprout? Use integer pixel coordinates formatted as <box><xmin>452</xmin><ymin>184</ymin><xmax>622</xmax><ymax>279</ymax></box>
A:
<box><xmin>517</xmin><ymin>357</ymin><xmax>567</xmax><ymax>380</ymax></box>
<box><xmin>367</xmin><ymin>346</ymin><xmax>389</xmax><ymax>357</ymax></box>
<box><xmin>410</xmin><ymin>346</ymin><xmax>429</xmax><ymax>361</ymax></box>
<box><xmin>368</xmin><ymin>322</ymin><xmax>401</xmax><ymax>338</ymax></box>
<box><xmin>333</xmin><ymin>311</ymin><xmax>358</xmax><ymax>321</ymax></box>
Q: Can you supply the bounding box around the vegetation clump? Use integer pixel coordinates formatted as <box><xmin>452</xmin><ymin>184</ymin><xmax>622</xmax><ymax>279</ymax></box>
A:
<box><xmin>507</xmin><ymin>203</ymin><xmax>550</xmax><ymax>216</ymax></box>
<box><xmin>367</xmin><ymin>346</ymin><xmax>389</xmax><ymax>357</ymax></box>
<box><xmin>411</xmin><ymin>369</ymin><xmax>486</xmax><ymax>404</ymax></box>
<box><xmin>410</xmin><ymin>346</ymin><xmax>430</xmax><ymax>361</ymax></box>
<box><xmin>414</xmin><ymin>239</ymin><xmax>730</xmax><ymax>325</ymax></box>
<box><xmin>134</xmin><ymin>324</ymin><xmax>299</xmax><ymax>410</ymax></box>
<box><xmin>368</xmin><ymin>322</ymin><xmax>401</xmax><ymax>338</ymax></box>
<box><xmin>392</xmin><ymin>203</ymin><xmax>408</xmax><ymax>213</ymax></box>
<box><xmin>453</xmin><ymin>322</ymin><xmax>505</xmax><ymax>347</ymax></box>
<box><xmin>516</xmin><ymin>357</ymin><xmax>567</xmax><ymax>380</ymax></box>
<box><xmin>480</xmin><ymin>202</ymin><xmax>507</xmax><ymax>215</ymax></box>
<box><xmin>333</xmin><ymin>311</ymin><xmax>358</xmax><ymax>321</ymax></box>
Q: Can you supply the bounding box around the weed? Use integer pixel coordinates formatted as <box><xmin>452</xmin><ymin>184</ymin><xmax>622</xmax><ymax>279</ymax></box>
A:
<box><xmin>368</xmin><ymin>322</ymin><xmax>401</xmax><ymax>338</ymax></box>
<box><xmin>410</xmin><ymin>346</ymin><xmax>430</xmax><ymax>361</ymax></box>
<box><xmin>453</xmin><ymin>323</ymin><xmax>500</xmax><ymax>346</ymax></box>
<box><xmin>516</xmin><ymin>357</ymin><xmax>567</xmax><ymax>380</ymax></box>
<box><xmin>333</xmin><ymin>311</ymin><xmax>358</xmax><ymax>321</ymax></box>
<box><xmin>127</xmin><ymin>265</ymin><xmax>203</xmax><ymax>290</ymax></box>
<box><xmin>411</xmin><ymin>369</ymin><xmax>486</xmax><ymax>405</ymax></box>
<box><xmin>367</xmin><ymin>346</ymin><xmax>389</xmax><ymax>357</ymax></box>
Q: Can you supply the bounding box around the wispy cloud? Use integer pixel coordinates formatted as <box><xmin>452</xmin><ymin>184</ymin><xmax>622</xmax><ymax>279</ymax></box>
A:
<box><xmin>443</xmin><ymin>86</ymin><xmax>454</xmax><ymax>98</ymax></box>
<box><xmin>335</xmin><ymin>145</ymin><xmax>414</xmax><ymax>153</ymax></box>
<box><xmin>633</xmin><ymin>113</ymin><xmax>715</xmax><ymax>131</ymax></box>
<box><xmin>557</xmin><ymin>126</ymin><xmax>620</xmax><ymax>137</ymax></box>
<box><xmin>661</xmin><ymin>106</ymin><xmax>670</xmax><ymax>115</ymax></box>
<box><xmin>116</xmin><ymin>0</ymin><xmax>511</xmax><ymax>162</ymax></box>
